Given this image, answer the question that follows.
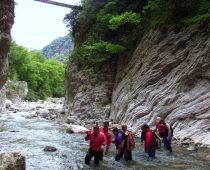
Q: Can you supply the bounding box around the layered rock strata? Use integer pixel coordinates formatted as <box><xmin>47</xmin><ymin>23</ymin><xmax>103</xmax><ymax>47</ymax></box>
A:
<box><xmin>110</xmin><ymin>22</ymin><xmax>210</xmax><ymax>147</ymax></box>
<box><xmin>65</xmin><ymin>21</ymin><xmax>210</xmax><ymax>147</ymax></box>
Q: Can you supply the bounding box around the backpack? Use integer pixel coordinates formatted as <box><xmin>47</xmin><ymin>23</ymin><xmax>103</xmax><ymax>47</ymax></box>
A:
<box><xmin>152</xmin><ymin>131</ymin><xmax>161</xmax><ymax>149</ymax></box>
<box><xmin>127</xmin><ymin>131</ymin><xmax>135</xmax><ymax>150</ymax></box>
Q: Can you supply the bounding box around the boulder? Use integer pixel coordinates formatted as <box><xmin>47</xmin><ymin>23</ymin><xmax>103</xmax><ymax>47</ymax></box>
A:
<box><xmin>61</xmin><ymin>124</ymin><xmax>89</xmax><ymax>133</ymax></box>
<box><xmin>0</xmin><ymin>152</ymin><xmax>25</xmax><ymax>170</ymax></box>
<box><xmin>43</xmin><ymin>146</ymin><xmax>57</xmax><ymax>152</ymax></box>
<box><xmin>5</xmin><ymin>99</ymin><xmax>12</xmax><ymax>108</ymax></box>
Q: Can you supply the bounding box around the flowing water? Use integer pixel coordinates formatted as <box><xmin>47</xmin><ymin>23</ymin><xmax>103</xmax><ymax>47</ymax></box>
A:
<box><xmin>0</xmin><ymin>111</ymin><xmax>209</xmax><ymax>170</ymax></box>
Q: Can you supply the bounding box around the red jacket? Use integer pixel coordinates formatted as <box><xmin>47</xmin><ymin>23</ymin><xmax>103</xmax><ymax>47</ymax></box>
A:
<box><xmin>99</xmin><ymin>127</ymin><xmax>112</xmax><ymax>151</ymax></box>
<box><xmin>145</xmin><ymin>129</ymin><xmax>155</xmax><ymax>151</ymax></box>
<box><xmin>85</xmin><ymin>131</ymin><xmax>106</xmax><ymax>152</ymax></box>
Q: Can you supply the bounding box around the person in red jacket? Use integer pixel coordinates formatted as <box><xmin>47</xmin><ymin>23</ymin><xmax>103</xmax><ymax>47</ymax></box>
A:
<box><xmin>141</xmin><ymin>124</ymin><xmax>156</xmax><ymax>160</ymax></box>
<box><xmin>99</xmin><ymin>121</ymin><xmax>112</xmax><ymax>160</ymax></box>
<box><xmin>85</xmin><ymin>125</ymin><xmax>106</xmax><ymax>165</ymax></box>
<box><xmin>156</xmin><ymin>117</ymin><xmax>173</xmax><ymax>152</ymax></box>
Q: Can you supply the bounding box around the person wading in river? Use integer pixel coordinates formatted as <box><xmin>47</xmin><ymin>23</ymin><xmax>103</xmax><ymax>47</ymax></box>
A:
<box><xmin>156</xmin><ymin>117</ymin><xmax>173</xmax><ymax>152</ymax></box>
<box><xmin>112</xmin><ymin>127</ymin><xmax>123</xmax><ymax>161</ymax></box>
<box><xmin>141</xmin><ymin>124</ymin><xmax>156</xmax><ymax>160</ymax></box>
<box><xmin>99</xmin><ymin>121</ymin><xmax>112</xmax><ymax>160</ymax></box>
<box><xmin>115</xmin><ymin>125</ymin><xmax>135</xmax><ymax>161</ymax></box>
<box><xmin>84</xmin><ymin>125</ymin><xmax>106</xmax><ymax>165</ymax></box>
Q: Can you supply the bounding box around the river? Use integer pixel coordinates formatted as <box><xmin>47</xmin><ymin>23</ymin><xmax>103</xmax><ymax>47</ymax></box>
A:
<box><xmin>0</xmin><ymin>111</ymin><xmax>209</xmax><ymax>170</ymax></box>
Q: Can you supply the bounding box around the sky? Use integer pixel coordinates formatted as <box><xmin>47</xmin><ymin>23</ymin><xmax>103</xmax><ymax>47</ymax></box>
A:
<box><xmin>12</xmin><ymin>0</ymin><xmax>81</xmax><ymax>50</ymax></box>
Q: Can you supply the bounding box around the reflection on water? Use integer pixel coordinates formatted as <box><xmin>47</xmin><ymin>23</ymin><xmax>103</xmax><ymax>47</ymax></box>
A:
<box><xmin>0</xmin><ymin>112</ymin><xmax>209</xmax><ymax>170</ymax></box>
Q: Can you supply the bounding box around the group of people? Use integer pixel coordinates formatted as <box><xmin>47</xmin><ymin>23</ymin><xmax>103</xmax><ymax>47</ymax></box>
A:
<box><xmin>83</xmin><ymin>117</ymin><xmax>173</xmax><ymax>166</ymax></box>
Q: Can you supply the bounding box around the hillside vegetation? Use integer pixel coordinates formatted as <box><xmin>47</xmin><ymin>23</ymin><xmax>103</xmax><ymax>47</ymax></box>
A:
<box><xmin>64</xmin><ymin>0</ymin><xmax>210</xmax><ymax>70</ymax></box>
<box><xmin>9</xmin><ymin>42</ymin><xmax>65</xmax><ymax>101</ymax></box>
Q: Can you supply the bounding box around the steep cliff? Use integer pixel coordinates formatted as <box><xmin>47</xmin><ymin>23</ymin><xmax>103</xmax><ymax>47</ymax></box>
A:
<box><xmin>0</xmin><ymin>0</ymin><xmax>15</xmax><ymax>112</ymax></box>
<box><xmin>64</xmin><ymin>59</ymin><xmax>117</xmax><ymax>120</ymax></box>
<box><xmin>65</xmin><ymin>20</ymin><xmax>210</xmax><ymax>147</ymax></box>
<box><xmin>110</xmin><ymin>22</ymin><xmax>210</xmax><ymax>147</ymax></box>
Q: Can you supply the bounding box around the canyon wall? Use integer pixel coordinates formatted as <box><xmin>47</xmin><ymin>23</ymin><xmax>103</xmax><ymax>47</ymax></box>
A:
<box><xmin>0</xmin><ymin>0</ymin><xmax>15</xmax><ymax>112</ymax></box>
<box><xmin>65</xmin><ymin>21</ymin><xmax>210</xmax><ymax>147</ymax></box>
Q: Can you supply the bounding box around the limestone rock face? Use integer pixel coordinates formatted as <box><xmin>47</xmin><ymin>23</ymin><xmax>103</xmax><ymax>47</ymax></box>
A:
<box><xmin>5</xmin><ymin>81</ymin><xmax>28</xmax><ymax>104</ymax></box>
<box><xmin>0</xmin><ymin>0</ymin><xmax>15</xmax><ymax>111</ymax></box>
<box><xmin>65</xmin><ymin>21</ymin><xmax>210</xmax><ymax>147</ymax></box>
<box><xmin>110</xmin><ymin>23</ymin><xmax>210</xmax><ymax>147</ymax></box>
<box><xmin>0</xmin><ymin>152</ymin><xmax>25</xmax><ymax>170</ymax></box>
<box><xmin>64</xmin><ymin>60</ymin><xmax>116</xmax><ymax>120</ymax></box>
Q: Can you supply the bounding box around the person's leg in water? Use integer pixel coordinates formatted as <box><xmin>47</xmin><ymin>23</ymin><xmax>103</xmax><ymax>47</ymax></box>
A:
<box><xmin>99</xmin><ymin>150</ymin><xmax>103</xmax><ymax>160</ymax></box>
<box><xmin>166</xmin><ymin>134</ymin><xmax>172</xmax><ymax>152</ymax></box>
<box><xmin>162</xmin><ymin>134</ymin><xmax>167</xmax><ymax>149</ymax></box>
<box><xmin>124</xmin><ymin>150</ymin><xmax>132</xmax><ymax>161</ymax></box>
<box><xmin>148</xmin><ymin>149</ymin><xmax>156</xmax><ymax>160</ymax></box>
<box><xmin>93</xmin><ymin>151</ymin><xmax>101</xmax><ymax>165</ymax></box>
<box><xmin>115</xmin><ymin>149</ymin><xmax>125</xmax><ymax>161</ymax></box>
<box><xmin>85</xmin><ymin>149</ymin><xmax>94</xmax><ymax>165</ymax></box>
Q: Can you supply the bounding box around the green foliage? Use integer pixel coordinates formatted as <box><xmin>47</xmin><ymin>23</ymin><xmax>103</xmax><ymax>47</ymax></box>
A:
<box><xmin>184</xmin><ymin>14</ymin><xmax>210</xmax><ymax>26</ymax></box>
<box><xmin>64</xmin><ymin>0</ymin><xmax>210</xmax><ymax>70</ymax></box>
<box><xmin>71</xmin><ymin>40</ymin><xmax>125</xmax><ymax>68</ymax></box>
<box><xmin>109</xmin><ymin>12</ymin><xmax>141</xmax><ymax>30</ymax></box>
<box><xmin>9</xmin><ymin>42</ymin><xmax>65</xmax><ymax>101</ymax></box>
<box><xmin>143</xmin><ymin>0</ymin><xmax>210</xmax><ymax>29</ymax></box>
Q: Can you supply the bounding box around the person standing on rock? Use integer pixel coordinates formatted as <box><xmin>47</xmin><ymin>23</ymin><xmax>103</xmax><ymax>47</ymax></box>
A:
<box><xmin>84</xmin><ymin>125</ymin><xmax>106</xmax><ymax>165</ymax></box>
<box><xmin>141</xmin><ymin>124</ymin><xmax>156</xmax><ymax>160</ymax></box>
<box><xmin>156</xmin><ymin>117</ymin><xmax>173</xmax><ymax>152</ymax></box>
<box><xmin>115</xmin><ymin>124</ymin><xmax>135</xmax><ymax>161</ymax></box>
<box><xmin>99</xmin><ymin>121</ymin><xmax>112</xmax><ymax>160</ymax></box>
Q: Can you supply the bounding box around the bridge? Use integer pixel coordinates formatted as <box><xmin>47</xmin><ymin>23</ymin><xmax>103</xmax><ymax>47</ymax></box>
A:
<box><xmin>34</xmin><ymin>0</ymin><xmax>82</xmax><ymax>10</ymax></box>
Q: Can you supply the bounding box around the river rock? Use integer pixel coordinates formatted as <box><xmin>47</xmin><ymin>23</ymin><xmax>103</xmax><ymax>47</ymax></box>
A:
<box><xmin>5</xmin><ymin>99</ymin><xmax>12</xmax><ymax>109</ymax></box>
<box><xmin>66</xmin><ymin>116</ymin><xmax>78</xmax><ymax>124</ymax></box>
<box><xmin>66</xmin><ymin>127</ymin><xmax>74</xmax><ymax>134</ymax></box>
<box><xmin>62</xmin><ymin>124</ymin><xmax>89</xmax><ymax>133</ymax></box>
<box><xmin>43</xmin><ymin>146</ymin><xmax>57</xmax><ymax>152</ymax></box>
<box><xmin>36</xmin><ymin>109</ymin><xmax>49</xmax><ymax>118</ymax></box>
<box><xmin>0</xmin><ymin>152</ymin><xmax>25</xmax><ymax>170</ymax></box>
<box><xmin>187</xmin><ymin>144</ymin><xmax>198</xmax><ymax>151</ymax></box>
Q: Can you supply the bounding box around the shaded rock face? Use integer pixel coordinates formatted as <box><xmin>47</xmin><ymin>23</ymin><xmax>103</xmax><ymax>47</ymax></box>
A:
<box><xmin>65</xmin><ymin>21</ymin><xmax>210</xmax><ymax>147</ymax></box>
<box><xmin>0</xmin><ymin>152</ymin><xmax>25</xmax><ymax>170</ymax></box>
<box><xmin>64</xmin><ymin>60</ymin><xmax>117</xmax><ymax>120</ymax></box>
<box><xmin>110</xmin><ymin>23</ymin><xmax>210</xmax><ymax>147</ymax></box>
<box><xmin>0</xmin><ymin>0</ymin><xmax>15</xmax><ymax>111</ymax></box>
<box><xmin>0</xmin><ymin>85</ymin><xmax>6</xmax><ymax>112</ymax></box>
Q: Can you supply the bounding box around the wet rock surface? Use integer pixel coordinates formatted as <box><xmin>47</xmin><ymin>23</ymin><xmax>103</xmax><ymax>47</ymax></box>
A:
<box><xmin>0</xmin><ymin>152</ymin><xmax>25</xmax><ymax>170</ymax></box>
